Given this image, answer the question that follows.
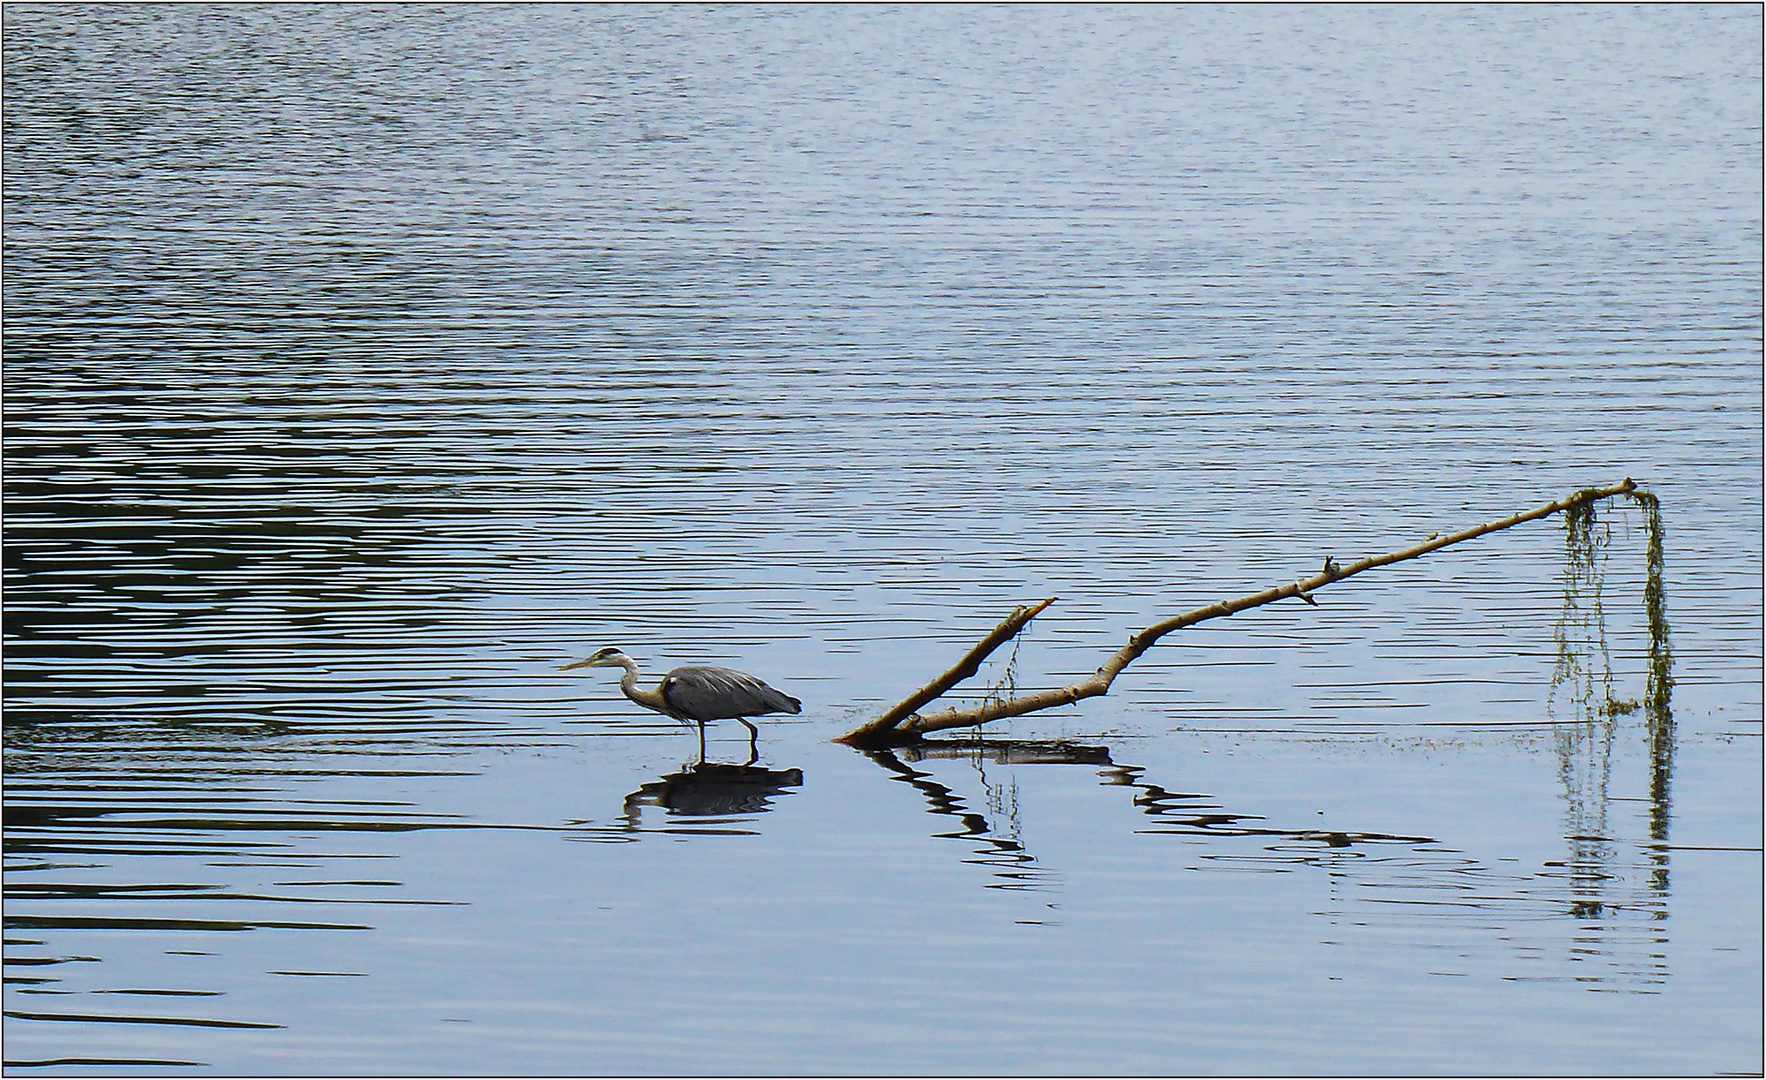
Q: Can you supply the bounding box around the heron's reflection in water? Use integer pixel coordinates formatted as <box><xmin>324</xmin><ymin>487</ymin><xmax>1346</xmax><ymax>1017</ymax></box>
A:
<box><xmin>621</xmin><ymin>760</ymin><xmax>805</xmax><ymax>827</ymax></box>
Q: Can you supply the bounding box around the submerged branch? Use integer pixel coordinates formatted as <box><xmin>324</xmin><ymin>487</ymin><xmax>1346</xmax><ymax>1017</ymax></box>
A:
<box><xmin>838</xmin><ymin>478</ymin><xmax>1641</xmax><ymax>748</ymax></box>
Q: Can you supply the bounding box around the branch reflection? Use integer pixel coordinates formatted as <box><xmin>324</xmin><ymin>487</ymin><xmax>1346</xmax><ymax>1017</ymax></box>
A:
<box><xmin>868</xmin><ymin>738</ymin><xmax>1432</xmax><ymax>900</ymax></box>
<box><xmin>863</xmin><ymin>744</ymin><xmax>1062</xmax><ymax>891</ymax></box>
<box><xmin>859</xmin><ymin>714</ymin><xmax>1679</xmax><ymax>994</ymax></box>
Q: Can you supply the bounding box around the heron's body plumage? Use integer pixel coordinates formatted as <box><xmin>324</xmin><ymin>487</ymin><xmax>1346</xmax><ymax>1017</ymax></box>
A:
<box><xmin>658</xmin><ymin>666</ymin><xmax>802</xmax><ymax>723</ymax></box>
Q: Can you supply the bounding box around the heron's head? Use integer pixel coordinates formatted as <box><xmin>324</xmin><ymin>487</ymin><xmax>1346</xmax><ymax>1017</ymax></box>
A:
<box><xmin>561</xmin><ymin>646</ymin><xmax>630</xmax><ymax>671</ymax></box>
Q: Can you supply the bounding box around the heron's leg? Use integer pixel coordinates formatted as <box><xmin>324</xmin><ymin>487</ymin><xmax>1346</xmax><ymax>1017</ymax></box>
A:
<box><xmin>738</xmin><ymin>718</ymin><xmax>760</xmax><ymax>766</ymax></box>
<box><xmin>696</xmin><ymin>721</ymin><xmax>707</xmax><ymax>764</ymax></box>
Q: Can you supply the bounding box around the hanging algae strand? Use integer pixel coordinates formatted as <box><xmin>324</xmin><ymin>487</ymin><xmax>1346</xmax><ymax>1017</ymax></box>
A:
<box><xmin>1630</xmin><ymin>490</ymin><xmax>1674</xmax><ymax>718</ymax></box>
<box><xmin>1629</xmin><ymin>488</ymin><xmax>1675</xmax><ymax>864</ymax></box>
<box><xmin>1551</xmin><ymin>497</ymin><xmax>1616</xmax><ymax>717</ymax></box>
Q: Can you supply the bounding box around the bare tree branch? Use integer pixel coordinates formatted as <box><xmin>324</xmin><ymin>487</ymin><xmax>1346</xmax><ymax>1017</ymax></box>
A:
<box><xmin>837</xmin><ymin>478</ymin><xmax>1640</xmax><ymax>747</ymax></box>
<box><xmin>836</xmin><ymin>597</ymin><xmax>1056</xmax><ymax>747</ymax></box>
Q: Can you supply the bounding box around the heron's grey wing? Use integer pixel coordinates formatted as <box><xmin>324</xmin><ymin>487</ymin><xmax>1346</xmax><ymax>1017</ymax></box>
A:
<box><xmin>660</xmin><ymin>666</ymin><xmax>803</xmax><ymax>722</ymax></box>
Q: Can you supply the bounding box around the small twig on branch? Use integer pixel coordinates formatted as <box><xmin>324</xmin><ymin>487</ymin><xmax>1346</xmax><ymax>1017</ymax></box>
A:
<box><xmin>836</xmin><ymin>478</ymin><xmax>1640</xmax><ymax>748</ymax></box>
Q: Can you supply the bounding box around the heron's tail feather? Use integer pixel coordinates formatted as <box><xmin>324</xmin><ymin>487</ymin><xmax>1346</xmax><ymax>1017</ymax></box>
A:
<box><xmin>760</xmin><ymin>687</ymin><xmax>802</xmax><ymax>715</ymax></box>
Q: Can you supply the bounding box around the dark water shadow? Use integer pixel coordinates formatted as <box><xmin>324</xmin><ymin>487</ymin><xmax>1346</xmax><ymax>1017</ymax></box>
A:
<box><xmin>618</xmin><ymin>760</ymin><xmax>805</xmax><ymax>827</ymax></box>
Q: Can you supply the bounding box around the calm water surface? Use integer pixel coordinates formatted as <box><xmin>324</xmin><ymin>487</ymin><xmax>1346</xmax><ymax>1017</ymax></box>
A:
<box><xmin>3</xmin><ymin>6</ymin><xmax>1761</xmax><ymax>1075</ymax></box>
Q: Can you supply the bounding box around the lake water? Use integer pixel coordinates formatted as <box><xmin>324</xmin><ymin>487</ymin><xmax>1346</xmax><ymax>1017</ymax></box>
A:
<box><xmin>3</xmin><ymin>5</ymin><xmax>1761</xmax><ymax>1075</ymax></box>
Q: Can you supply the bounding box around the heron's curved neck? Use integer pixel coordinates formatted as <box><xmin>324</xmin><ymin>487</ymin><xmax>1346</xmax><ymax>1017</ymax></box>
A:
<box><xmin>615</xmin><ymin>657</ymin><xmax>669</xmax><ymax>715</ymax></box>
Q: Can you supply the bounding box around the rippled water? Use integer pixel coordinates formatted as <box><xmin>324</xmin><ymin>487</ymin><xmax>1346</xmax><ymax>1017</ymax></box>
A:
<box><xmin>4</xmin><ymin>5</ymin><xmax>1761</xmax><ymax>1075</ymax></box>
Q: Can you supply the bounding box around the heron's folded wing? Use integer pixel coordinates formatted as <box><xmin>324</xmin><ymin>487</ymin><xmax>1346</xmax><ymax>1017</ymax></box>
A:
<box><xmin>663</xmin><ymin>666</ymin><xmax>802</xmax><ymax>720</ymax></box>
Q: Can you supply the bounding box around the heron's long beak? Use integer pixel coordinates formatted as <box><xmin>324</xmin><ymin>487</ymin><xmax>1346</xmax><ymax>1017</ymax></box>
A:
<box><xmin>560</xmin><ymin>658</ymin><xmax>594</xmax><ymax>670</ymax></box>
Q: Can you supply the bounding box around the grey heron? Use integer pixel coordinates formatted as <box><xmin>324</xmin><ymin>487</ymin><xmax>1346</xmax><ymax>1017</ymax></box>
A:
<box><xmin>562</xmin><ymin>646</ymin><xmax>802</xmax><ymax>758</ymax></box>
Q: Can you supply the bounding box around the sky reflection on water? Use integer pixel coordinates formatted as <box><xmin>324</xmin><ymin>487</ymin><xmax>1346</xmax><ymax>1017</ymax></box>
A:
<box><xmin>4</xmin><ymin>3</ymin><xmax>1761</xmax><ymax>1074</ymax></box>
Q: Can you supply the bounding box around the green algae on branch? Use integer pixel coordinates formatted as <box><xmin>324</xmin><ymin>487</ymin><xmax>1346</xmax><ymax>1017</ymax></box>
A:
<box><xmin>1629</xmin><ymin>489</ymin><xmax>1674</xmax><ymax>719</ymax></box>
<box><xmin>838</xmin><ymin>478</ymin><xmax>1654</xmax><ymax>749</ymax></box>
<box><xmin>1628</xmin><ymin>488</ymin><xmax>1675</xmax><ymax>852</ymax></box>
<box><xmin>1550</xmin><ymin>489</ymin><xmax>1673</xmax><ymax>724</ymax></box>
<box><xmin>1551</xmin><ymin>494</ymin><xmax>1615</xmax><ymax>718</ymax></box>
<box><xmin>1545</xmin><ymin>487</ymin><xmax>1677</xmax><ymax>900</ymax></box>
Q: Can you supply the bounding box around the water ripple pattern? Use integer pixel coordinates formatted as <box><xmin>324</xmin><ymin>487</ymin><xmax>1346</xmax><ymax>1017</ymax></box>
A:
<box><xmin>4</xmin><ymin>6</ymin><xmax>1760</xmax><ymax>1075</ymax></box>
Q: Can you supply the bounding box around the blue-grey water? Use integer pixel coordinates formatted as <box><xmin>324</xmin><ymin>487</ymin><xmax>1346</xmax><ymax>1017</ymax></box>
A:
<box><xmin>3</xmin><ymin>5</ymin><xmax>1761</xmax><ymax>1075</ymax></box>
